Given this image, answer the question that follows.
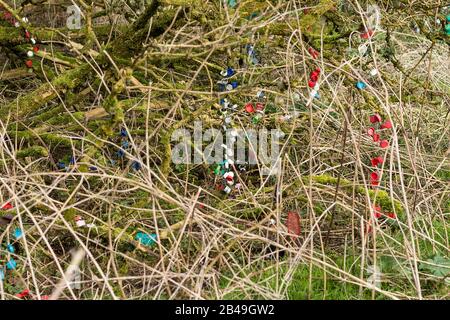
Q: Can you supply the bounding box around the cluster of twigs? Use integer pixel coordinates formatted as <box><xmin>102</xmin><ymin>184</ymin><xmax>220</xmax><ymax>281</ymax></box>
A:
<box><xmin>0</xmin><ymin>0</ymin><xmax>448</xmax><ymax>300</ymax></box>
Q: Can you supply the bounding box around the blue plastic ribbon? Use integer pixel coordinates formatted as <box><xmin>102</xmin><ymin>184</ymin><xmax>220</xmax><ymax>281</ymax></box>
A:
<box><xmin>247</xmin><ymin>11</ymin><xmax>260</xmax><ymax>20</ymax></box>
<box><xmin>116</xmin><ymin>149</ymin><xmax>125</xmax><ymax>158</ymax></box>
<box><xmin>228</xmin><ymin>0</ymin><xmax>237</xmax><ymax>8</ymax></box>
<box><xmin>14</xmin><ymin>228</ymin><xmax>23</xmax><ymax>240</ymax></box>
<box><xmin>131</xmin><ymin>161</ymin><xmax>142</xmax><ymax>171</ymax></box>
<box><xmin>6</xmin><ymin>259</ymin><xmax>17</xmax><ymax>270</ymax></box>
<box><xmin>7</xmin><ymin>244</ymin><xmax>14</xmax><ymax>253</ymax></box>
<box><xmin>135</xmin><ymin>232</ymin><xmax>157</xmax><ymax>247</ymax></box>
<box><xmin>226</xmin><ymin>67</ymin><xmax>235</xmax><ymax>77</ymax></box>
<box><xmin>356</xmin><ymin>81</ymin><xmax>367</xmax><ymax>90</ymax></box>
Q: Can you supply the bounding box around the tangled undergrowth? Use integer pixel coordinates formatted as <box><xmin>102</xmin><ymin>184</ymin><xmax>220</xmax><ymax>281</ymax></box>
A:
<box><xmin>0</xmin><ymin>0</ymin><xmax>449</xmax><ymax>300</ymax></box>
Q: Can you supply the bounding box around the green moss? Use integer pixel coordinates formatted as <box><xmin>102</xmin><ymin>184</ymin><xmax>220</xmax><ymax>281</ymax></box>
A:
<box><xmin>63</xmin><ymin>208</ymin><xmax>78</xmax><ymax>221</ymax></box>
<box><xmin>27</xmin><ymin>106</ymin><xmax>64</xmax><ymax>123</ymax></box>
<box><xmin>53</xmin><ymin>64</ymin><xmax>90</xmax><ymax>88</ymax></box>
<box><xmin>16</xmin><ymin>146</ymin><xmax>48</xmax><ymax>158</ymax></box>
<box><xmin>0</xmin><ymin>64</ymin><xmax>90</xmax><ymax>120</ymax></box>
<box><xmin>46</xmin><ymin>112</ymin><xmax>85</xmax><ymax>125</ymax></box>
<box><xmin>435</xmin><ymin>168</ymin><xmax>450</xmax><ymax>182</ymax></box>
<box><xmin>306</xmin><ymin>174</ymin><xmax>404</xmax><ymax>214</ymax></box>
<box><xmin>10</xmin><ymin>130</ymin><xmax>78</xmax><ymax>147</ymax></box>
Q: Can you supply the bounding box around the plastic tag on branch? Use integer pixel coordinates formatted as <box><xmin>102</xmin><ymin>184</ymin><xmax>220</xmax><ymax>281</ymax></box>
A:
<box><xmin>370</xmin><ymin>68</ymin><xmax>378</xmax><ymax>76</ymax></box>
<box><xmin>227</xmin><ymin>0</ymin><xmax>237</xmax><ymax>8</ymax></box>
<box><xmin>7</xmin><ymin>244</ymin><xmax>14</xmax><ymax>253</ymax></box>
<box><xmin>74</xmin><ymin>216</ymin><xmax>86</xmax><ymax>227</ymax></box>
<box><xmin>256</xmin><ymin>90</ymin><xmax>265</xmax><ymax>99</ymax></box>
<box><xmin>14</xmin><ymin>228</ymin><xmax>23</xmax><ymax>240</ymax></box>
<box><xmin>366</xmin><ymin>5</ymin><xmax>381</xmax><ymax>31</ymax></box>
<box><xmin>358</xmin><ymin>43</ymin><xmax>368</xmax><ymax>56</ymax></box>
<box><xmin>120</xmin><ymin>128</ymin><xmax>128</xmax><ymax>137</ymax></box>
<box><xmin>16</xmin><ymin>289</ymin><xmax>30</xmax><ymax>299</ymax></box>
<box><xmin>220</xmin><ymin>67</ymin><xmax>235</xmax><ymax>78</ymax></box>
<box><xmin>6</xmin><ymin>259</ymin><xmax>17</xmax><ymax>270</ymax></box>
<box><xmin>1</xmin><ymin>202</ymin><xmax>13</xmax><ymax>210</ymax></box>
<box><xmin>131</xmin><ymin>161</ymin><xmax>142</xmax><ymax>171</ymax></box>
<box><xmin>356</xmin><ymin>81</ymin><xmax>367</xmax><ymax>90</ymax></box>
